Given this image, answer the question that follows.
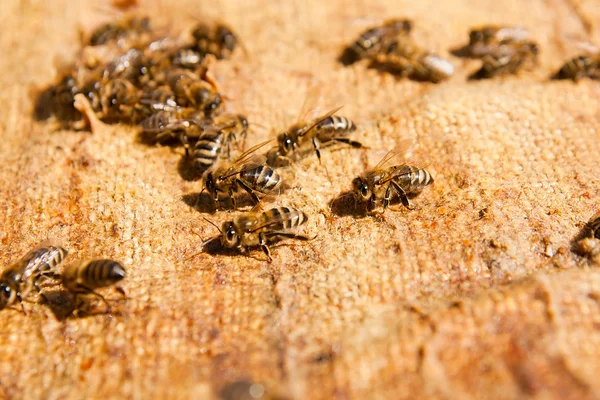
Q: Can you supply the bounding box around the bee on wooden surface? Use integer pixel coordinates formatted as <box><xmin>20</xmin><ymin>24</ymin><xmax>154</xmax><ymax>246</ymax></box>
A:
<box><xmin>88</xmin><ymin>15</ymin><xmax>152</xmax><ymax>47</ymax></box>
<box><xmin>190</xmin><ymin>114</ymin><xmax>248</xmax><ymax>170</ymax></box>
<box><xmin>165</xmin><ymin>69</ymin><xmax>222</xmax><ymax>116</ymax></box>
<box><xmin>351</xmin><ymin>144</ymin><xmax>434</xmax><ymax>212</ymax></box>
<box><xmin>62</xmin><ymin>259</ymin><xmax>126</xmax><ymax>314</ymax></box>
<box><xmin>192</xmin><ymin>23</ymin><xmax>239</xmax><ymax>59</ymax></box>
<box><xmin>139</xmin><ymin>107</ymin><xmax>205</xmax><ymax>144</ymax></box>
<box><xmin>467</xmin><ymin>26</ymin><xmax>530</xmax><ymax>55</ymax></box>
<box><xmin>98</xmin><ymin>78</ymin><xmax>141</xmax><ymax>122</ymax></box>
<box><xmin>373</xmin><ymin>38</ymin><xmax>454</xmax><ymax>82</ymax></box>
<box><xmin>205</xmin><ymin>206</ymin><xmax>311</xmax><ymax>262</ymax></box>
<box><xmin>201</xmin><ymin>140</ymin><xmax>281</xmax><ymax>209</ymax></box>
<box><xmin>469</xmin><ymin>41</ymin><xmax>538</xmax><ymax>79</ymax></box>
<box><xmin>0</xmin><ymin>245</ymin><xmax>67</xmax><ymax>313</ymax></box>
<box><xmin>269</xmin><ymin>106</ymin><xmax>363</xmax><ymax>166</ymax></box>
<box><xmin>553</xmin><ymin>54</ymin><xmax>600</xmax><ymax>81</ymax></box>
<box><xmin>339</xmin><ymin>18</ymin><xmax>413</xmax><ymax>65</ymax></box>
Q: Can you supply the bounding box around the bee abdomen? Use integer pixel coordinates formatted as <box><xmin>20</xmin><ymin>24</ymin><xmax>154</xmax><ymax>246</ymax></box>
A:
<box><xmin>193</xmin><ymin>132</ymin><xmax>224</xmax><ymax>168</ymax></box>
<box><xmin>240</xmin><ymin>166</ymin><xmax>281</xmax><ymax>193</ymax></box>
<box><xmin>264</xmin><ymin>207</ymin><xmax>308</xmax><ymax>231</ymax></box>
<box><xmin>22</xmin><ymin>245</ymin><xmax>68</xmax><ymax>275</ymax></box>
<box><xmin>316</xmin><ymin>116</ymin><xmax>356</xmax><ymax>135</ymax></box>
<box><xmin>81</xmin><ymin>260</ymin><xmax>126</xmax><ymax>289</ymax></box>
<box><xmin>421</xmin><ymin>55</ymin><xmax>455</xmax><ymax>82</ymax></box>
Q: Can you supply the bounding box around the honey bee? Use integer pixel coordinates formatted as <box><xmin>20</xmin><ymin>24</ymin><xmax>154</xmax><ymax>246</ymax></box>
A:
<box><xmin>98</xmin><ymin>78</ymin><xmax>141</xmax><ymax>122</ymax></box>
<box><xmin>352</xmin><ymin>145</ymin><xmax>434</xmax><ymax>212</ymax></box>
<box><xmin>470</xmin><ymin>42</ymin><xmax>539</xmax><ymax>79</ymax></box>
<box><xmin>374</xmin><ymin>38</ymin><xmax>454</xmax><ymax>82</ymax></box>
<box><xmin>0</xmin><ymin>245</ymin><xmax>67</xmax><ymax>313</ymax></box>
<box><xmin>166</xmin><ymin>69</ymin><xmax>222</xmax><ymax>116</ymax></box>
<box><xmin>205</xmin><ymin>206</ymin><xmax>311</xmax><ymax>262</ymax></box>
<box><xmin>202</xmin><ymin>140</ymin><xmax>281</xmax><ymax>209</ymax></box>
<box><xmin>553</xmin><ymin>54</ymin><xmax>600</xmax><ymax>81</ymax></box>
<box><xmin>586</xmin><ymin>212</ymin><xmax>600</xmax><ymax>239</ymax></box>
<box><xmin>269</xmin><ymin>106</ymin><xmax>363</xmax><ymax>165</ymax></box>
<box><xmin>61</xmin><ymin>259</ymin><xmax>126</xmax><ymax>313</ymax></box>
<box><xmin>138</xmin><ymin>85</ymin><xmax>178</xmax><ymax>114</ymax></box>
<box><xmin>192</xmin><ymin>22</ymin><xmax>239</xmax><ymax>59</ymax></box>
<box><xmin>88</xmin><ymin>15</ymin><xmax>152</xmax><ymax>47</ymax></box>
<box><xmin>467</xmin><ymin>25</ymin><xmax>530</xmax><ymax>57</ymax></box>
<box><xmin>191</xmin><ymin>113</ymin><xmax>249</xmax><ymax>170</ymax></box>
<box><xmin>103</xmin><ymin>48</ymin><xmax>146</xmax><ymax>83</ymax></box>
<box><xmin>340</xmin><ymin>18</ymin><xmax>413</xmax><ymax>65</ymax></box>
<box><xmin>139</xmin><ymin>107</ymin><xmax>204</xmax><ymax>144</ymax></box>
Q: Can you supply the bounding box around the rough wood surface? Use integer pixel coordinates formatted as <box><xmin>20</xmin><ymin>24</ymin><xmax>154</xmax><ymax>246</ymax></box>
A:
<box><xmin>1</xmin><ymin>0</ymin><xmax>600</xmax><ymax>399</ymax></box>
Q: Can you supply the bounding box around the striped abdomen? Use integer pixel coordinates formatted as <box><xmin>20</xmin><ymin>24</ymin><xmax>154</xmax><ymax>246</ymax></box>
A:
<box><xmin>140</xmin><ymin>110</ymin><xmax>178</xmax><ymax>132</ymax></box>
<box><xmin>315</xmin><ymin>116</ymin><xmax>356</xmax><ymax>139</ymax></box>
<box><xmin>259</xmin><ymin>207</ymin><xmax>308</xmax><ymax>232</ymax></box>
<box><xmin>394</xmin><ymin>166</ymin><xmax>434</xmax><ymax>195</ymax></box>
<box><xmin>239</xmin><ymin>166</ymin><xmax>281</xmax><ymax>194</ymax></box>
<box><xmin>139</xmin><ymin>87</ymin><xmax>178</xmax><ymax>112</ymax></box>
<box><xmin>20</xmin><ymin>246</ymin><xmax>68</xmax><ymax>278</ymax></box>
<box><xmin>557</xmin><ymin>56</ymin><xmax>598</xmax><ymax>80</ymax></box>
<box><xmin>63</xmin><ymin>259</ymin><xmax>126</xmax><ymax>292</ymax></box>
<box><xmin>193</xmin><ymin>130</ymin><xmax>225</xmax><ymax>169</ymax></box>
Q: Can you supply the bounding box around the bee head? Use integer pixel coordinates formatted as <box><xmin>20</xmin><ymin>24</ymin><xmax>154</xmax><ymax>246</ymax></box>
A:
<box><xmin>469</xmin><ymin>30</ymin><xmax>485</xmax><ymax>45</ymax></box>
<box><xmin>352</xmin><ymin>177</ymin><xmax>371</xmax><ymax>200</ymax></box>
<box><xmin>220</xmin><ymin>221</ymin><xmax>240</xmax><ymax>248</ymax></box>
<box><xmin>204</xmin><ymin>171</ymin><xmax>218</xmax><ymax>201</ymax></box>
<box><xmin>278</xmin><ymin>133</ymin><xmax>294</xmax><ymax>155</ymax></box>
<box><xmin>204</xmin><ymin>94</ymin><xmax>222</xmax><ymax>116</ymax></box>
<box><xmin>0</xmin><ymin>282</ymin><xmax>14</xmax><ymax>311</ymax></box>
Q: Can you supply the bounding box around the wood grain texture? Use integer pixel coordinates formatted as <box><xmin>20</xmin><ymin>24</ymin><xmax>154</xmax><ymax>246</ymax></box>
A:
<box><xmin>1</xmin><ymin>0</ymin><xmax>600</xmax><ymax>398</ymax></box>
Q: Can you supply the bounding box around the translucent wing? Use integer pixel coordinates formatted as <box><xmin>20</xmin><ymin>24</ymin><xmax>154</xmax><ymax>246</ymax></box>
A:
<box><xmin>296</xmin><ymin>84</ymin><xmax>325</xmax><ymax>123</ymax></box>
<box><xmin>250</xmin><ymin>211</ymin><xmax>298</xmax><ymax>232</ymax></box>
<box><xmin>373</xmin><ymin>139</ymin><xmax>413</xmax><ymax>170</ymax></box>
<box><xmin>297</xmin><ymin>106</ymin><xmax>344</xmax><ymax>138</ymax></box>
<box><xmin>220</xmin><ymin>140</ymin><xmax>273</xmax><ymax>179</ymax></box>
<box><xmin>373</xmin><ymin>139</ymin><xmax>432</xmax><ymax>184</ymax></box>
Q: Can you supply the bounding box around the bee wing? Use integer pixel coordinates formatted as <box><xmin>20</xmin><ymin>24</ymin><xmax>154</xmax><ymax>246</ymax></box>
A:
<box><xmin>219</xmin><ymin>140</ymin><xmax>273</xmax><ymax>179</ymax></box>
<box><xmin>250</xmin><ymin>212</ymin><xmax>297</xmax><ymax>233</ymax></box>
<box><xmin>296</xmin><ymin>84</ymin><xmax>325</xmax><ymax>123</ymax></box>
<box><xmin>297</xmin><ymin>105</ymin><xmax>344</xmax><ymax>138</ymax></box>
<box><xmin>373</xmin><ymin>139</ymin><xmax>414</xmax><ymax>170</ymax></box>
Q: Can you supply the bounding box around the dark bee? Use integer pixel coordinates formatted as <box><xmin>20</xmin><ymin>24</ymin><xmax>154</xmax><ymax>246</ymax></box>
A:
<box><xmin>192</xmin><ymin>23</ymin><xmax>238</xmax><ymax>59</ymax></box>
<box><xmin>62</xmin><ymin>259</ymin><xmax>126</xmax><ymax>314</ymax></box>
<box><xmin>202</xmin><ymin>140</ymin><xmax>281</xmax><ymax>209</ymax></box>
<box><xmin>269</xmin><ymin>106</ymin><xmax>363</xmax><ymax>165</ymax></box>
<box><xmin>89</xmin><ymin>15</ymin><xmax>152</xmax><ymax>47</ymax></box>
<box><xmin>139</xmin><ymin>107</ymin><xmax>204</xmax><ymax>144</ymax></box>
<box><xmin>206</xmin><ymin>207</ymin><xmax>311</xmax><ymax>262</ymax></box>
<box><xmin>553</xmin><ymin>54</ymin><xmax>600</xmax><ymax>81</ymax></box>
<box><xmin>374</xmin><ymin>38</ymin><xmax>454</xmax><ymax>82</ymax></box>
<box><xmin>98</xmin><ymin>78</ymin><xmax>141</xmax><ymax>122</ymax></box>
<box><xmin>467</xmin><ymin>25</ymin><xmax>530</xmax><ymax>57</ymax></box>
<box><xmin>470</xmin><ymin>42</ymin><xmax>539</xmax><ymax>79</ymax></box>
<box><xmin>339</xmin><ymin>18</ymin><xmax>412</xmax><ymax>65</ymax></box>
<box><xmin>352</xmin><ymin>146</ymin><xmax>434</xmax><ymax>212</ymax></box>
<box><xmin>586</xmin><ymin>212</ymin><xmax>600</xmax><ymax>239</ymax></box>
<box><xmin>0</xmin><ymin>245</ymin><xmax>67</xmax><ymax>313</ymax></box>
<box><xmin>192</xmin><ymin>114</ymin><xmax>249</xmax><ymax>170</ymax></box>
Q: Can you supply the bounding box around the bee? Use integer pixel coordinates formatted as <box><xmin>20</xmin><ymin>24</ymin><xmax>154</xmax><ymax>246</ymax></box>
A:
<box><xmin>202</xmin><ymin>140</ymin><xmax>281</xmax><ymax>209</ymax></box>
<box><xmin>270</xmin><ymin>106</ymin><xmax>363</xmax><ymax>165</ymax></box>
<box><xmin>191</xmin><ymin>113</ymin><xmax>249</xmax><ymax>169</ymax></box>
<box><xmin>98</xmin><ymin>78</ymin><xmax>141</xmax><ymax>122</ymax></box>
<box><xmin>470</xmin><ymin>41</ymin><xmax>539</xmax><ymax>79</ymax></box>
<box><xmin>139</xmin><ymin>107</ymin><xmax>204</xmax><ymax>144</ymax></box>
<box><xmin>0</xmin><ymin>245</ymin><xmax>67</xmax><ymax>313</ymax></box>
<box><xmin>352</xmin><ymin>145</ymin><xmax>434</xmax><ymax>212</ymax></box>
<box><xmin>172</xmin><ymin>48</ymin><xmax>205</xmax><ymax>69</ymax></box>
<box><xmin>166</xmin><ymin>69</ymin><xmax>222</xmax><ymax>116</ymax></box>
<box><xmin>467</xmin><ymin>25</ymin><xmax>530</xmax><ymax>57</ymax></box>
<box><xmin>374</xmin><ymin>39</ymin><xmax>454</xmax><ymax>82</ymax></box>
<box><xmin>138</xmin><ymin>85</ymin><xmax>178</xmax><ymax>114</ymax></box>
<box><xmin>103</xmin><ymin>48</ymin><xmax>146</xmax><ymax>83</ymax></box>
<box><xmin>88</xmin><ymin>15</ymin><xmax>152</xmax><ymax>47</ymax></box>
<box><xmin>586</xmin><ymin>212</ymin><xmax>600</xmax><ymax>239</ymax></box>
<box><xmin>206</xmin><ymin>207</ymin><xmax>311</xmax><ymax>262</ymax></box>
<box><xmin>61</xmin><ymin>259</ymin><xmax>126</xmax><ymax>313</ymax></box>
<box><xmin>553</xmin><ymin>54</ymin><xmax>600</xmax><ymax>81</ymax></box>
<box><xmin>340</xmin><ymin>18</ymin><xmax>413</xmax><ymax>65</ymax></box>
<box><xmin>192</xmin><ymin>23</ymin><xmax>238</xmax><ymax>59</ymax></box>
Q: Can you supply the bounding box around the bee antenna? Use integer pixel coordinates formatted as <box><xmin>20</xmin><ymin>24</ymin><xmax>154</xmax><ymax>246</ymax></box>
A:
<box><xmin>203</xmin><ymin>217</ymin><xmax>222</xmax><ymax>234</ymax></box>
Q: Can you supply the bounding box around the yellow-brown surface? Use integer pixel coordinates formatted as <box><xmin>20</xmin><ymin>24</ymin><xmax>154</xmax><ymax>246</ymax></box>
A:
<box><xmin>1</xmin><ymin>0</ymin><xmax>600</xmax><ymax>399</ymax></box>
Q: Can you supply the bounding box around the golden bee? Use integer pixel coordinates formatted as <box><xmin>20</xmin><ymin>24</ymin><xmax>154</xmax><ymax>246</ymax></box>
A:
<box><xmin>269</xmin><ymin>106</ymin><xmax>363</xmax><ymax>165</ymax></box>
<box><xmin>553</xmin><ymin>54</ymin><xmax>600</xmax><ymax>81</ymax></box>
<box><xmin>202</xmin><ymin>140</ymin><xmax>281</xmax><ymax>209</ymax></box>
<box><xmin>165</xmin><ymin>68</ymin><xmax>222</xmax><ymax>116</ymax></box>
<box><xmin>192</xmin><ymin>22</ymin><xmax>239</xmax><ymax>59</ymax></box>
<box><xmin>62</xmin><ymin>259</ymin><xmax>126</xmax><ymax>313</ymax></box>
<box><xmin>466</xmin><ymin>25</ymin><xmax>530</xmax><ymax>57</ymax></box>
<box><xmin>470</xmin><ymin>42</ymin><xmax>538</xmax><ymax>79</ymax></box>
<box><xmin>352</xmin><ymin>146</ymin><xmax>434</xmax><ymax>212</ymax></box>
<box><xmin>205</xmin><ymin>206</ymin><xmax>312</xmax><ymax>262</ymax></box>
<box><xmin>88</xmin><ymin>15</ymin><xmax>152</xmax><ymax>47</ymax></box>
<box><xmin>192</xmin><ymin>113</ymin><xmax>249</xmax><ymax>170</ymax></box>
<box><xmin>0</xmin><ymin>245</ymin><xmax>68</xmax><ymax>313</ymax></box>
<box><xmin>373</xmin><ymin>38</ymin><xmax>454</xmax><ymax>83</ymax></box>
<box><xmin>340</xmin><ymin>18</ymin><xmax>413</xmax><ymax>65</ymax></box>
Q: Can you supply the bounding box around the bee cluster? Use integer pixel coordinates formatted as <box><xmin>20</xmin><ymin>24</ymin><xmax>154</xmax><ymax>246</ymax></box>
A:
<box><xmin>339</xmin><ymin>20</ymin><xmax>600</xmax><ymax>82</ymax></box>
<box><xmin>0</xmin><ymin>245</ymin><xmax>126</xmax><ymax>316</ymax></box>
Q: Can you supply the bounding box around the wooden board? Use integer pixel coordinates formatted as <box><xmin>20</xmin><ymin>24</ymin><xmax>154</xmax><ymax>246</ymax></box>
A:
<box><xmin>1</xmin><ymin>0</ymin><xmax>600</xmax><ymax>398</ymax></box>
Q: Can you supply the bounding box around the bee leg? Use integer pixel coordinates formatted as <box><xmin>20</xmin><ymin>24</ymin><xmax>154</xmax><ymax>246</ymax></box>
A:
<box><xmin>390</xmin><ymin>181</ymin><xmax>413</xmax><ymax>210</ymax></box>
<box><xmin>332</xmin><ymin>137</ymin><xmax>364</xmax><ymax>148</ymax></box>
<box><xmin>229</xmin><ymin>186</ymin><xmax>237</xmax><ymax>209</ymax></box>
<box><xmin>77</xmin><ymin>286</ymin><xmax>112</xmax><ymax>313</ymax></box>
<box><xmin>236</xmin><ymin>179</ymin><xmax>261</xmax><ymax>206</ymax></box>
<box><xmin>258</xmin><ymin>232</ymin><xmax>273</xmax><ymax>263</ymax></box>
<box><xmin>383</xmin><ymin>183</ymin><xmax>394</xmax><ymax>211</ymax></box>
<box><xmin>16</xmin><ymin>293</ymin><xmax>27</xmax><ymax>315</ymax></box>
<box><xmin>311</xmin><ymin>137</ymin><xmax>322</xmax><ymax>163</ymax></box>
<box><xmin>267</xmin><ymin>232</ymin><xmax>314</xmax><ymax>242</ymax></box>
